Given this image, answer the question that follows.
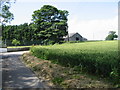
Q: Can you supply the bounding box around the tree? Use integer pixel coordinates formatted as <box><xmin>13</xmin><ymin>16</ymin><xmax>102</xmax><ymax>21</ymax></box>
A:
<box><xmin>105</xmin><ymin>31</ymin><xmax>118</xmax><ymax>40</ymax></box>
<box><xmin>12</xmin><ymin>39</ymin><xmax>20</xmax><ymax>46</ymax></box>
<box><xmin>0</xmin><ymin>0</ymin><xmax>15</xmax><ymax>47</ymax></box>
<box><xmin>32</xmin><ymin>5</ymin><xmax>69</xmax><ymax>44</ymax></box>
<box><xmin>0</xmin><ymin>0</ymin><xmax>15</xmax><ymax>24</ymax></box>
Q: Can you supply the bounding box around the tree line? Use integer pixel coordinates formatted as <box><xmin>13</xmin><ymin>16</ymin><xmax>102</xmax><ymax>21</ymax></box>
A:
<box><xmin>105</xmin><ymin>31</ymin><xmax>118</xmax><ymax>40</ymax></box>
<box><xmin>1</xmin><ymin>5</ymin><xmax>69</xmax><ymax>46</ymax></box>
<box><xmin>1</xmin><ymin>1</ymin><xmax>117</xmax><ymax>46</ymax></box>
<box><xmin>2</xmin><ymin>23</ymin><xmax>36</xmax><ymax>46</ymax></box>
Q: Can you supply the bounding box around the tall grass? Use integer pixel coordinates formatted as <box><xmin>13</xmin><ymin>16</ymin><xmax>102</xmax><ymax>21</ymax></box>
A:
<box><xmin>30</xmin><ymin>41</ymin><xmax>119</xmax><ymax>84</ymax></box>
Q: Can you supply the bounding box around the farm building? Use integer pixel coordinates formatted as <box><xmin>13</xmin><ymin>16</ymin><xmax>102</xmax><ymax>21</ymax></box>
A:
<box><xmin>64</xmin><ymin>32</ymin><xmax>87</xmax><ymax>41</ymax></box>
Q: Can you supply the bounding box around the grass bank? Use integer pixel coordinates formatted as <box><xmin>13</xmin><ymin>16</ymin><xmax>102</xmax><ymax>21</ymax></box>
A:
<box><xmin>30</xmin><ymin>40</ymin><xmax>119</xmax><ymax>85</ymax></box>
<box><xmin>7</xmin><ymin>46</ymin><xmax>32</xmax><ymax>48</ymax></box>
<box><xmin>22</xmin><ymin>52</ymin><xmax>114</xmax><ymax>88</ymax></box>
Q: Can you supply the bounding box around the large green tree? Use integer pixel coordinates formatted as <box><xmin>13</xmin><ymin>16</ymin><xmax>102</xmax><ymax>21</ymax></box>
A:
<box><xmin>32</xmin><ymin>5</ymin><xmax>69</xmax><ymax>44</ymax></box>
<box><xmin>0</xmin><ymin>0</ymin><xmax>15</xmax><ymax>47</ymax></box>
<box><xmin>105</xmin><ymin>31</ymin><xmax>118</xmax><ymax>40</ymax></box>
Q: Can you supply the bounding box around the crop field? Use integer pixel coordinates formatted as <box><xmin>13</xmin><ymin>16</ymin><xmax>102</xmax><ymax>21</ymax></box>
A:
<box><xmin>7</xmin><ymin>46</ymin><xmax>32</xmax><ymax>48</ymax></box>
<box><xmin>30</xmin><ymin>40</ymin><xmax>119</xmax><ymax>83</ymax></box>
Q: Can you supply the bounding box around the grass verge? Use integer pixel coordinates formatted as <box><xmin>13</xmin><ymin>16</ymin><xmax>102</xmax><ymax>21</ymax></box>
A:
<box><xmin>21</xmin><ymin>52</ymin><xmax>115</xmax><ymax>88</ymax></box>
<box><xmin>30</xmin><ymin>41</ymin><xmax>119</xmax><ymax>85</ymax></box>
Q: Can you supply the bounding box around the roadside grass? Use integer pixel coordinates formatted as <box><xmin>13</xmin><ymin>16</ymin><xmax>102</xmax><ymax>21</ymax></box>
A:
<box><xmin>30</xmin><ymin>40</ymin><xmax>119</xmax><ymax>85</ymax></box>
<box><xmin>22</xmin><ymin>52</ymin><xmax>114</xmax><ymax>88</ymax></box>
<box><xmin>7</xmin><ymin>46</ymin><xmax>32</xmax><ymax>48</ymax></box>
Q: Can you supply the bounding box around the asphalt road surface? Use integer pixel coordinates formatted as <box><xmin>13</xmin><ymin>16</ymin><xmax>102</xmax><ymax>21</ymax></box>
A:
<box><xmin>1</xmin><ymin>51</ymin><xmax>49</xmax><ymax>89</ymax></box>
<box><xmin>0</xmin><ymin>48</ymin><xmax>7</xmax><ymax>53</ymax></box>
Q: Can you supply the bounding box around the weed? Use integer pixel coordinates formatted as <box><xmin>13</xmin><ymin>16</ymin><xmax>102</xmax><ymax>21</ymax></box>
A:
<box><xmin>52</xmin><ymin>77</ymin><xmax>64</xmax><ymax>85</ymax></box>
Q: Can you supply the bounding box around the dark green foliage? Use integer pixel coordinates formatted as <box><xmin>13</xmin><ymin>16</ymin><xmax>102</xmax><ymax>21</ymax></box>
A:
<box><xmin>52</xmin><ymin>77</ymin><xmax>64</xmax><ymax>85</ymax></box>
<box><xmin>2</xmin><ymin>23</ymin><xmax>32</xmax><ymax>45</ymax></box>
<box><xmin>2</xmin><ymin>23</ymin><xmax>42</xmax><ymax>46</ymax></box>
<box><xmin>2</xmin><ymin>5</ymin><xmax>69</xmax><ymax>46</ymax></box>
<box><xmin>0</xmin><ymin>0</ymin><xmax>15</xmax><ymax>43</ymax></box>
<box><xmin>12</xmin><ymin>39</ymin><xmax>20</xmax><ymax>46</ymax></box>
<box><xmin>105</xmin><ymin>31</ymin><xmax>118</xmax><ymax>40</ymax></box>
<box><xmin>32</xmin><ymin>5</ymin><xmax>69</xmax><ymax>44</ymax></box>
<box><xmin>0</xmin><ymin>0</ymin><xmax>15</xmax><ymax>24</ymax></box>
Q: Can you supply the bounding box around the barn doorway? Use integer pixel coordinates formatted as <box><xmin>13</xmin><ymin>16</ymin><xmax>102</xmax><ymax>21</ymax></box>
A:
<box><xmin>76</xmin><ymin>37</ymin><xmax>79</xmax><ymax>41</ymax></box>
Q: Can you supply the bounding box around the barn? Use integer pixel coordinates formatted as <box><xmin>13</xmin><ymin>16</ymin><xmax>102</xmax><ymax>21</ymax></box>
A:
<box><xmin>64</xmin><ymin>32</ymin><xmax>87</xmax><ymax>41</ymax></box>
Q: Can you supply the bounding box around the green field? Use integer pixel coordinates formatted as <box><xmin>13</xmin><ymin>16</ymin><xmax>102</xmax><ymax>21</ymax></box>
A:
<box><xmin>30</xmin><ymin>40</ymin><xmax>119</xmax><ymax>84</ymax></box>
<box><xmin>7</xmin><ymin>46</ymin><xmax>32</xmax><ymax>48</ymax></box>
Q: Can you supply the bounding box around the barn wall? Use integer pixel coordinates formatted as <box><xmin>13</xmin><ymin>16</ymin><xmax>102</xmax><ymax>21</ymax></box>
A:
<box><xmin>69</xmin><ymin>34</ymin><xmax>83</xmax><ymax>41</ymax></box>
<box><xmin>64</xmin><ymin>33</ymin><xmax>87</xmax><ymax>41</ymax></box>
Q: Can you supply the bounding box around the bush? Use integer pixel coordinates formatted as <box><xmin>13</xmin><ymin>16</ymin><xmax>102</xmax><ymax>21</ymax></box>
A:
<box><xmin>12</xmin><ymin>39</ymin><xmax>20</xmax><ymax>46</ymax></box>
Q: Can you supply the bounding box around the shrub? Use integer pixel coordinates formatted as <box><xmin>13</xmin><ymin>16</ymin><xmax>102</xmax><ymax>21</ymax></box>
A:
<box><xmin>12</xmin><ymin>39</ymin><xmax>20</xmax><ymax>46</ymax></box>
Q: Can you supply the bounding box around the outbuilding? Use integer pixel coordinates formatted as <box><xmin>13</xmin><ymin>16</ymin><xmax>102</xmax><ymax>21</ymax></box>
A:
<box><xmin>64</xmin><ymin>32</ymin><xmax>87</xmax><ymax>41</ymax></box>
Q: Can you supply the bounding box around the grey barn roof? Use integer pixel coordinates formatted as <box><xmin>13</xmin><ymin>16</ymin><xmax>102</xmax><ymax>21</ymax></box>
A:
<box><xmin>69</xmin><ymin>32</ymin><xmax>82</xmax><ymax>37</ymax></box>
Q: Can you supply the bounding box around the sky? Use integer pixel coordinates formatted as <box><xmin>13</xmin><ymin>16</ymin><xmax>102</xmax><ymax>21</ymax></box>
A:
<box><xmin>8</xmin><ymin>0</ymin><xmax>119</xmax><ymax>40</ymax></box>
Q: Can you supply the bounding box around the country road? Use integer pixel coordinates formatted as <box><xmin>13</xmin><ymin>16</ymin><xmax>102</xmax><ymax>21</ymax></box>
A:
<box><xmin>1</xmin><ymin>51</ymin><xmax>49</xmax><ymax>89</ymax></box>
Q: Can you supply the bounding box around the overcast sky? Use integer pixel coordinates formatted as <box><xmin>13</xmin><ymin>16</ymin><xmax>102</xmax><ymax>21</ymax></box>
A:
<box><xmin>8</xmin><ymin>0</ymin><xmax>119</xmax><ymax>40</ymax></box>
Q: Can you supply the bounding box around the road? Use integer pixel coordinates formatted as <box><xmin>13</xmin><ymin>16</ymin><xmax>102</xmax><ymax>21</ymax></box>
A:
<box><xmin>0</xmin><ymin>48</ymin><xmax>7</xmax><ymax>53</ymax></box>
<box><xmin>1</xmin><ymin>51</ymin><xmax>49</xmax><ymax>89</ymax></box>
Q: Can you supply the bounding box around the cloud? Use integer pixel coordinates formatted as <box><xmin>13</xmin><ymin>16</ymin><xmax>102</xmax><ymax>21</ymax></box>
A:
<box><xmin>68</xmin><ymin>16</ymin><xmax>118</xmax><ymax>40</ymax></box>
